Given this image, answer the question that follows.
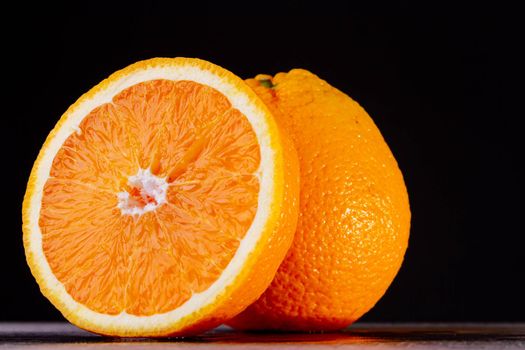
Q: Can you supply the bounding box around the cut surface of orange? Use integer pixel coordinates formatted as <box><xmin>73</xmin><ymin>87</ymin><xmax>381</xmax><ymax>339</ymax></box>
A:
<box><xmin>23</xmin><ymin>58</ymin><xmax>299</xmax><ymax>336</ymax></box>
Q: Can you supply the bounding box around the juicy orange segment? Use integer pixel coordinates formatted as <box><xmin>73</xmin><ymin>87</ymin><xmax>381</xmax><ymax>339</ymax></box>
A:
<box><xmin>40</xmin><ymin>79</ymin><xmax>260</xmax><ymax>316</ymax></box>
<box><xmin>24</xmin><ymin>58</ymin><xmax>299</xmax><ymax>337</ymax></box>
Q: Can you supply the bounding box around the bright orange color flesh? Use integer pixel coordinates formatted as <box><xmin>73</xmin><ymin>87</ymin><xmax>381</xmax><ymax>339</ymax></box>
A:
<box><xmin>40</xmin><ymin>80</ymin><xmax>260</xmax><ymax>316</ymax></box>
<box><xmin>230</xmin><ymin>69</ymin><xmax>411</xmax><ymax>331</ymax></box>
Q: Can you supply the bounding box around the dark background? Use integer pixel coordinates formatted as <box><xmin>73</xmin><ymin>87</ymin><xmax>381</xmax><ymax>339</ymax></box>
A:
<box><xmin>3</xmin><ymin>4</ymin><xmax>524</xmax><ymax>322</ymax></box>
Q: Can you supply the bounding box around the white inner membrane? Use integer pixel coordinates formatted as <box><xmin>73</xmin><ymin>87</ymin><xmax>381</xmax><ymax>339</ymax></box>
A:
<box><xmin>117</xmin><ymin>168</ymin><xmax>168</xmax><ymax>216</ymax></box>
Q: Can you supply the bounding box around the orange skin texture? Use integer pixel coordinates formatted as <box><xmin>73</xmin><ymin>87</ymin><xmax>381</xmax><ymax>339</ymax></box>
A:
<box><xmin>229</xmin><ymin>69</ymin><xmax>411</xmax><ymax>331</ymax></box>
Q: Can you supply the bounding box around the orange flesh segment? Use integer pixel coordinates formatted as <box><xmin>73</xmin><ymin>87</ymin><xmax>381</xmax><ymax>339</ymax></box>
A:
<box><xmin>40</xmin><ymin>80</ymin><xmax>261</xmax><ymax>316</ymax></box>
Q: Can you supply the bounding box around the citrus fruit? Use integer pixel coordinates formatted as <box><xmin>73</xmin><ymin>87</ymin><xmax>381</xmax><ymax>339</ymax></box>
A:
<box><xmin>22</xmin><ymin>58</ymin><xmax>299</xmax><ymax>337</ymax></box>
<box><xmin>229</xmin><ymin>69</ymin><xmax>411</xmax><ymax>331</ymax></box>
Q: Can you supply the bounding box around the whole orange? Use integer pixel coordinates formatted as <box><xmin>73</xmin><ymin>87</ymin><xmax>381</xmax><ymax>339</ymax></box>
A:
<box><xmin>228</xmin><ymin>69</ymin><xmax>411</xmax><ymax>331</ymax></box>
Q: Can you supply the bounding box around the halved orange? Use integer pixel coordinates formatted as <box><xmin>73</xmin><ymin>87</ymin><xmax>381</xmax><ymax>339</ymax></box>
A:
<box><xmin>22</xmin><ymin>58</ymin><xmax>299</xmax><ymax>337</ymax></box>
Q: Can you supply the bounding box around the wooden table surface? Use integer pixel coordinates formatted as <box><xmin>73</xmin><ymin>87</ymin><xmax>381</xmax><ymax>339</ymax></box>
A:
<box><xmin>1</xmin><ymin>323</ymin><xmax>524</xmax><ymax>349</ymax></box>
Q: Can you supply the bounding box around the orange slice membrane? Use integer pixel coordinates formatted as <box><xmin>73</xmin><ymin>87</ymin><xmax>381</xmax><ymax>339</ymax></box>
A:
<box><xmin>40</xmin><ymin>80</ymin><xmax>260</xmax><ymax>316</ymax></box>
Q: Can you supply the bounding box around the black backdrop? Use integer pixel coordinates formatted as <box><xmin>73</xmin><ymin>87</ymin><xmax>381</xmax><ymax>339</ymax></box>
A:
<box><xmin>3</xmin><ymin>5</ymin><xmax>524</xmax><ymax>322</ymax></box>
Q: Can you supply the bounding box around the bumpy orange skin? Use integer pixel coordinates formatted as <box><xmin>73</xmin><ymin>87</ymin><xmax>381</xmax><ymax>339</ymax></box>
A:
<box><xmin>229</xmin><ymin>69</ymin><xmax>411</xmax><ymax>331</ymax></box>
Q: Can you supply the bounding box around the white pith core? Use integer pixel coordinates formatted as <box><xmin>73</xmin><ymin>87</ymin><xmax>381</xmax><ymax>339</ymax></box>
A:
<box><xmin>117</xmin><ymin>169</ymin><xmax>168</xmax><ymax>216</ymax></box>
